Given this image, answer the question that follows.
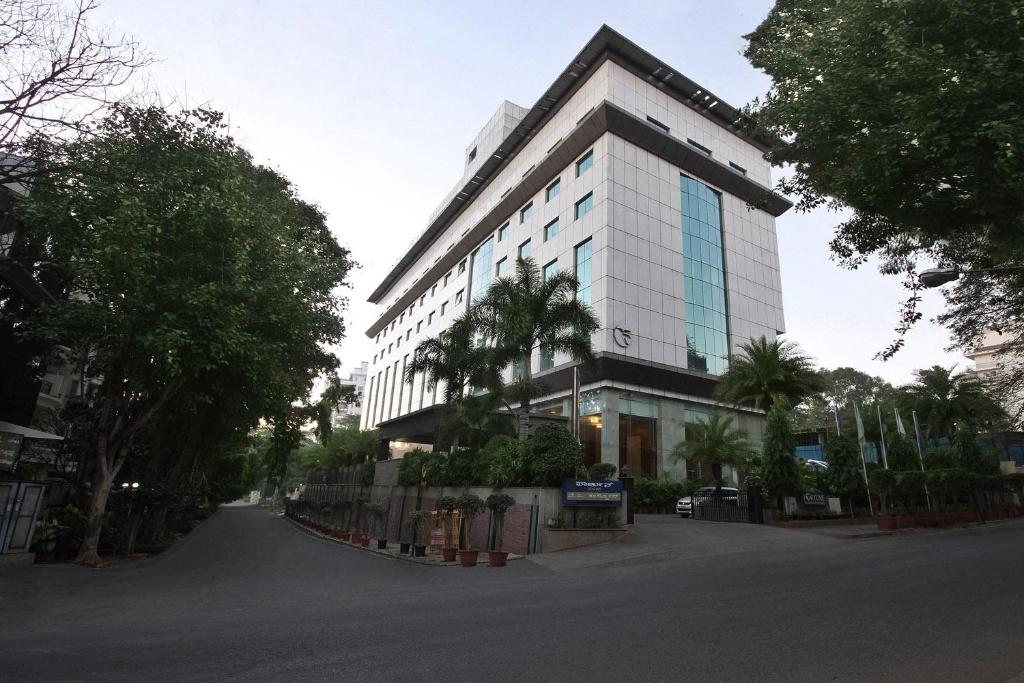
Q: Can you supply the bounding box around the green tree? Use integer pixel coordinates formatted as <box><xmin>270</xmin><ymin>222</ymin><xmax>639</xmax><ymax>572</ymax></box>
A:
<box><xmin>795</xmin><ymin>367</ymin><xmax>895</xmax><ymax>430</ymax></box>
<box><xmin>899</xmin><ymin>365</ymin><xmax>1006</xmax><ymax>440</ymax></box>
<box><xmin>744</xmin><ymin>1</ymin><xmax>1024</xmax><ymax>395</ymax></box>
<box><xmin>670</xmin><ymin>413</ymin><xmax>753</xmax><ymax>486</ymax></box>
<box><xmin>885</xmin><ymin>432</ymin><xmax>920</xmax><ymax>472</ymax></box>
<box><xmin>760</xmin><ymin>397</ymin><xmax>801</xmax><ymax>509</ymax></box>
<box><xmin>471</xmin><ymin>257</ymin><xmax>599</xmax><ymax>438</ymax></box>
<box><xmin>715</xmin><ymin>336</ymin><xmax>823</xmax><ymax>412</ymax></box>
<box><xmin>405</xmin><ymin>314</ymin><xmax>498</xmax><ymax>407</ymax></box>
<box><xmin>526</xmin><ymin>423</ymin><xmax>585</xmax><ymax>487</ymax></box>
<box><xmin>18</xmin><ymin>106</ymin><xmax>351</xmax><ymax>564</ymax></box>
<box><xmin>823</xmin><ymin>434</ymin><xmax>864</xmax><ymax>515</ymax></box>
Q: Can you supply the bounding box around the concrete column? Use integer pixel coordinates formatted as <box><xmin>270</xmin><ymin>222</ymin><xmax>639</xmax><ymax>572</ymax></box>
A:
<box><xmin>659</xmin><ymin>397</ymin><xmax>687</xmax><ymax>479</ymax></box>
<box><xmin>600</xmin><ymin>388</ymin><xmax>620</xmax><ymax>469</ymax></box>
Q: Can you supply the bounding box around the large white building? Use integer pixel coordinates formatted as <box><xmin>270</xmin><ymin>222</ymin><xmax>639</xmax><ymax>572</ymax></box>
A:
<box><xmin>359</xmin><ymin>26</ymin><xmax>792</xmax><ymax>479</ymax></box>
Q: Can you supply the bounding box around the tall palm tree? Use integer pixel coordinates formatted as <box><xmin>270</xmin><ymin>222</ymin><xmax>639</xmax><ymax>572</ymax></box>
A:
<box><xmin>670</xmin><ymin>413</ymin><xmax>752</xmax><ymax>485</ymax></box>
<box><xmin>714</xmin><ymin>336</ymin><xmax>823</xmax><ymax>412</ymax></box>
<box><xmin>471</xmin><ymin>257</ymin><xmax>599</xmax><ymax>438</ymax></box>
<box><xmin>404</xmin><ymin>314</ymin><xmax>498</xmax><ymax>407</ymax></box>
<box><xmin>899</xmin><ymin>365</ymin><xmax>1006</xmax><ymax>440</ymax></box>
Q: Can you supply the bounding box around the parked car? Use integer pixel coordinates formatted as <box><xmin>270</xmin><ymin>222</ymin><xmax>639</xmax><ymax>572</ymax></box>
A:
<box><xmin>676</xmin><ymin>486</ymin><xmax>739</xmax><ymax>518</ymax></box>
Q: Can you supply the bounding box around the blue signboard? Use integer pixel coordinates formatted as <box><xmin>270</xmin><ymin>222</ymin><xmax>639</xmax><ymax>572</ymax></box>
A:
<box><xmin>562</xmin><ymin>479</ymin><xmax>623</xmax><ymax>507</ymax></box>
<box><xmin>797</xmin><ymin>493</ymin><xmax>828</xmax><ymax>508</ymax></box>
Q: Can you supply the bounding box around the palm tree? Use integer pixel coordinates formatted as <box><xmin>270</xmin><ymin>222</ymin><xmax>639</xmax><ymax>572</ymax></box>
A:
<box><xmin>714</xmin><ymin>336</ymin><xmax>823</xmax><ymax>412</ymax></box>
<box><xmin>471</xmin><ymin>257</ymin><xmax>599</xmax><ymax>438</ymax></box>
<box><xmin>404</xmin><ymin>314</ymin><xmax>498</xmax><ymax>407</ymax></box>
<box><xmin>670</xmin><ymin>413</ymin><xmax>752</xmax><ymax>485</ymax></box>
<box><xmin>899</xmin><ymin>365</ymin><xmax>1006</xmax><ymax>440</ymax></box>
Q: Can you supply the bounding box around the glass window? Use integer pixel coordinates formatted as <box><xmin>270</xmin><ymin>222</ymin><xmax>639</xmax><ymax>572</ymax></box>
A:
<box><xmin>575</xmin><ymin>193</ymin><xmax>593</xmax><ymax>219</ymax></box>
<box><xmin>419</xmin><ymin>294</ymin><xmax>425</xmax><ymax>306</ymax></box>
<box><xmin>543</xmin><ymin>218</ymin><xmax>559</xmax><ymax>242</ymax></box>
<box><xmin>575</xmin><ymin>150</ymin><xmax>593</xmax><ymax>177</ymax></box>
<box><xmin>539</xmin><ymin>345</ymin><xmax>555</xmax><ymax>371</ymax></box>
<box><xmin>469</xmin><ymin>236</ymin><xmax>494</xmax><ymax>303</ymax></box>
<box><xmin>440</xmin><ymin>301</ymin><xmax>447</xmax><ymax>317</ymax></box>
<box><xmin>458</xmin><ymin>259</ymin><xmax>467</xmax><ymax>274</ymax></box>
<box><xmin>646</xmin><ymin>116</ymin><xmax>669</xmax><ymax>134</ymax></box>
<box><xmin>406</xmin><ymin>329</ymin><xmax>411</xmax><ymax>341</ymax></box>
<box><xmin>498</xmin><ymin>222</ymin><xmax>509</xmax><ymax>242</ymax></box>
<box><xmin>519</xmin><ymin>240</ymin><xmax>531</xmax><ymax>260</ymax></box>
<box><xmin>443</xmin><ymin>272</ymin><xmax>451</xmax><ymax>287</ymax></box>
<box><xmin>681</xmin><ymin>175</ymin><xmax>729</xmax><ymax>375</ymax></box>
<box><xmin>546</xmin><ymin>178</ymin><xmax>561</xmax><ymax>202</ymax></box>
<box><xmin>455</xmin><ymin>289</ymin><xmax>464</xmax><ymax>305</ymax></box>
<box><xmin>399</xmin><ymin>312</ymin><xmax>404</xmax><ymax>324</ymax></box>
<box><xmin>519</xmin><ymin>201</ymin><xmax>534</xmax><ymax>223</ymax></box>
<box><xmin>416</xmin><ymin>321</ymin><xmax>422</xmax><ymax>333</ymax></box>
<box><xmin>428</xmin><ymin>311</ymin><xmax>434</xmax><ymax>325</ymax></box>
<box><xmin>495</xmin><ymin>257</ymin><xmax>507</xmax><ymax>277</ymax></box>
<box><xmin>543</xmin><ymin>259</ymin><xmax>558</xmax><ymax>281</ymax></box>
<box><xmin>686</xmin><ymin>138</ymin><xmax>712</xmax><ymax>157</ymax></box>
<box><xmin>575</xmin><ymin>239</ymin><xmax>593</xmax><ymax>305</ymax></box>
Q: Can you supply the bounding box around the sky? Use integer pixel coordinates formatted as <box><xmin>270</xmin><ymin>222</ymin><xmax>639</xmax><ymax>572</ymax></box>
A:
<box><xmin>95</xmin><ymin>0</ymin><xmax>967</xmax><ymax>388</ymax></box>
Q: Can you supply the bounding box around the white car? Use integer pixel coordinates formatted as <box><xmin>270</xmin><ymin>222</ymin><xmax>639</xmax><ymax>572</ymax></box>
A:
<box><xmin>676</xmin><ymin>486</ymin><xmax>739</xmax><ymax>518</ymax></box>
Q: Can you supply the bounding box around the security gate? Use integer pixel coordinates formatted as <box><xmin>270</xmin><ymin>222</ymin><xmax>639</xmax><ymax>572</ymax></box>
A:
<box><xmin>0</xmin><ymin>481</ymin><xmax>46</xmax><ymax>554</ymax></box>
<box><xmin>691</xmin><ymin>488</ymin><xmax>763</xmax><ymax>524</ymax></box>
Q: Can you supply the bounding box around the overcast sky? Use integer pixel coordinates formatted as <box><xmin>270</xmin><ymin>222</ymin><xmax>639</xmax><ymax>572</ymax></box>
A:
<box><xmin>95</xmin><ymin>0</ymin><xmax>967</xmax><ymax>387</ymax></box>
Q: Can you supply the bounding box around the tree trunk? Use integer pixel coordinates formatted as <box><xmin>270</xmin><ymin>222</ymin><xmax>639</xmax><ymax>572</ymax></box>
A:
<box><xmin>518</xmin><ymin>353</ymin><xmax>533</xmax><ymax>440</ymax></box>
<box><xmin>76</xmin><ymin>462</ymin><xmax>119</xmax><ymax>566</ymax></box>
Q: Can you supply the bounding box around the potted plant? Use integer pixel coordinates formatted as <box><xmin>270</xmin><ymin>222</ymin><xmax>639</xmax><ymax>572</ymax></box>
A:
<box><xmin>333</xmin><ymin>500</ymin><xmax>353</xmax><ymax>540</ymax></box>
<box><xmin>486</xmin><ymin>493</ymin><xmax>515</xmax><ymax>567</ymax></box>
<box><xmin>456</xmin><ymin>493</ymin><xmax>486</xmax><ymax>567</ymax></box>
<box><xmin>435</xmin><ymin>496</ymin><xmax>459</xmax><ymax>562</ymax></box>
<box><xmin>365</xmin><ymin>502</ymin><xmax>387</xmax><ymax>549</ymax></box>
<box><xmin>410</xmin><ymin>510</ymin><xmax>432</xmax><ymax>557</ymax></box>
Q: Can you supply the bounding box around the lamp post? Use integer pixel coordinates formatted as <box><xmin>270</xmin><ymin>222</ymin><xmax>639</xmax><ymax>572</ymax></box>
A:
<box><xmin>919</xmin><ymin>266</ymin><xmax>1024</xmax><ymax>288</ymax></box>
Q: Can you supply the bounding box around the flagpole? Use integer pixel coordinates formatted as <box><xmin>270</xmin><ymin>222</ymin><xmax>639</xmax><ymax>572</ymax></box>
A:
<box><xmin>853</xmin><ymin>402</ymin><xmax>874</xmax><ymax>517</ymax></box>
<box><xmin>911</xmin><ymin>410</ymin><xmax>933</xmax><ymax>511</ymax></box>
<box><xmin>833</xmin><ymin>404</ymin><xmax>841</xmax><ymax>433</ymax></box>
<box><xmin>876</xmin><ymin>404</ymin><xmax>889</xmax><ymax>470</ymax></box>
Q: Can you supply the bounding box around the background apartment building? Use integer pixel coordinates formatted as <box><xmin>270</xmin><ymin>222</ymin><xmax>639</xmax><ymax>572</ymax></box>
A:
<box><xmin>359</xmin><ymin>26</ymin><xmax>791</xmax><ymax>480</ymax></box>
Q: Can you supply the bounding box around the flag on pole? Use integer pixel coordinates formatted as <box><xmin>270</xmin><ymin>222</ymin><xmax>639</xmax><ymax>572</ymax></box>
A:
<box><xmin>894</xmin><ymin>407</ymin><xmax>907</xmax><ymax>437</ymax></box>
<box><xmin>876</xmin><ymin>404</ymin><xmax>890</xmax><ymax>470</ymax></box>
<box><xmin>853</xmin><ymin>402</ymin><xmax>866</xmax><ymax>447</ymax></box>
<box><xmin>851</xmin><ymin>402</ymin><xmax>875</xmax><ymax>516</ymax></box>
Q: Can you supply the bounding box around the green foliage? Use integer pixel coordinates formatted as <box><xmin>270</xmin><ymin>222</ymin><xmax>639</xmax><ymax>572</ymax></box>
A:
<box><xmin>526</xmin><ymin>423</ymin><xmax>585</xmax><ymax>487</ymax></box>
<box><xmin>486</xmin><ymin>437</ymin><xmax>530</xmax><ymax>488</ymax></box>
<box><xmin>408</xmin><ymin>510</ymin><xmax>432</xmax><ymax>545</ymax></box>
<box><xmin>885</xmin><ymin>433</ymin><xmax>919</xmax><ymax>472</ymax></box>
<box><xmin>470</xmin><ymin>257</ymin><xmax>600</xmax><ymax>424</ymax></box>
<box><xmin>441</xmin><ymin>448</ymin><xmax>490</xmax><ymax>487</ymax></box>
<box><xmin>321</xmin><ymin>428</ymin><xmax>380</xmax><ymax>468</ymax></box>
<box><xmin>632</xmin><ymin>478</ymin><xmax>695</xmax><ymax>512</ymax></box>
<box><xmin>486</xmin><ymin>493</ymin><xmax>515</xmax><ymax>516</ymax></box>
<box><xmin>760</xmin><ymin>398</ymin><xmax>802</xmax><ymax>503</ymax></box>
<box><xmin>744</xmin><ymin>1</ymin><xmax>1024</xmax><ymax>377</ymax></box>
<box><xmin>900</xmin><ymin>366</ymin><xmax>1007</xmax><ymax>440</ymax></box>
<box><xmin>441</xmin><ymin>392</ymin><xmax>515</xmax><ymax>452</ymax></box>
<box><xmin>457</xmin><ymin>494</ymin><xmax>486</xmax><ymax>547</ymax></box>
<box><xmin>953</xmin><ymin>422</ymin><xmax>1001</xmax><ymax>474</ymax></box>
<box><xmin>588</xmin><ymin>463</ymin><xmax>617</xmax><ymax>480</ymax></box>
<box><xmin>823</xmin><ymin>434</ymin><xmax>863</xmax><ymax>498</ymax></box>
<box><xmin>405</xmin><ymin>315</ymin><xmax>500</xmax><ymax>407</ymax></box>
<box><xmin>670</xmin><ymin>413</ymin><xmax>753</xmax><ymax>478</ymax></box>
<box><xmin>398</xmin><ymin>448</ymin><xmax>432</xmax><ymax>487</ymax></box>
<box><xmin>795</xmin><ymin>367</ymin><xmax>896</xmax><ymax>431</ymax></box>
<box><xmin>714</xmin><ymin>336</ymin><xmax>823</xmax><ymax>412</ymax></box>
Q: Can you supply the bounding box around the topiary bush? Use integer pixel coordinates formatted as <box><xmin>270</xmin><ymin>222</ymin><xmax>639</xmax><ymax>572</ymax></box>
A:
<box><xmin>588</xmin><ymin>462</ymin><xmax>617</xmax><ymax>480</ymax></box>
<box><xmin>527</xmin><ymin>423</ymin><xmax>585</xmax><ymax>487</ymax></box>
<box><xmin>487</xmin><ymin>437</ymin><xmax>530</xmax><ymax>488</ymax></box>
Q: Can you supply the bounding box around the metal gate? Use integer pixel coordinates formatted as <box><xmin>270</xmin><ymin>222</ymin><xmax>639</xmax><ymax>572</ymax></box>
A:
<box><xmin>691</xmin><ymin>488</ymin><xmax>763</xmax><ymax>524</ymax></box>
<box><xmin>0</xmin><ymin>481</ymin><xmax>46</xmax><ymax>554</ymax></box>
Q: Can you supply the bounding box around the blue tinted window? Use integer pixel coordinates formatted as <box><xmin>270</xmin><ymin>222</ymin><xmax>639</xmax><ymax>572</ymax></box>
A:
<box><xmin>546</xmin><ymin>178</ymin><xmax>561</xmax><ymax>202</ymax></box>
<box><xmin>574</xmin><ymin>193</ymin><xmax>593</xmax><ymax>219</ymax></box>
<box><xmin>519</xmin><ymin>240</ymin><xmax>531</xmax><ymax>260</ymax></box>
<box><xmin>469</xmin><ymin>236</ymin><xmax>494</xmax><ymax>303</ymax></box>
<box><xmin>681</xmin><ymin>176</ymin><xmax>728</xmax><ymax>375</ymax></box>
<box><xmin>544</xmin><ymin>218</ymin><xmax>559</xmax><ymax>242</ymax></box>
<box><xmin>575</xmin><ymin>239</ymin><xmax>592</xmax><ymax>305</ymax></box>
<box><xmin>575</xmin><ymin>150</ymin><xmax>593</xmax><ymax>177</ymax></box>
<box><xmin>519</xmin><ymin>202</ymin><xmax>534</xmax><ymax>223</ymax></box>
<box><xmin>543</xmin><ymin>259</ymin><xmax>558</xmax><ymax>281</ymax></box>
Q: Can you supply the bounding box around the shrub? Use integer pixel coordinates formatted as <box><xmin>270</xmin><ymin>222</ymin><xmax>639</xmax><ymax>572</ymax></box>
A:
<box><xmin>528</xmin><ymin>423</ymin><xmax>585</xmax><ymax>487</ymax></box>
<box><xmin>487</xmin><ymin>438</ymin><xmax>530</xmax><ymax>488</ymax></box>
<box><xmin>486</xmin><ymin>493</ymin><xmax>516</xmax><ymax>551</ymax></box>
<box><xmin>398</xmin><ymin>448</ymin><xmax>431</xmax><ymax>487</ymax></box>
<box><xmin>588</xmin><ymin>463</ymin><xmax>617</xmax><ymax>480</ymax></box>
<box><xmin>632</xmin><ymin>477</ymin><xmax>689</xmax><ymax>513</ymax></box>
<box><xmin>457</xmin><ymin>494</ymin><xmax>486</xmax><ymax>548</ymax></box>
<box><xmin>409</xmin><ymin>510</ymin><xmax>432</xmax><ymax>545</ymax></box>
<box><xmin>443</xmin><ymin>447</ymin><xmax>490</xmax><ymax>487</ymax></box>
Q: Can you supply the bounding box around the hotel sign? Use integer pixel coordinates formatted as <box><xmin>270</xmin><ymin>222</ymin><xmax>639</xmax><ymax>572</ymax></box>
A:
<box><xmin>562</xmin><ymin>479</ymin><xmax>623</xmax><ymax>507</ymax></box>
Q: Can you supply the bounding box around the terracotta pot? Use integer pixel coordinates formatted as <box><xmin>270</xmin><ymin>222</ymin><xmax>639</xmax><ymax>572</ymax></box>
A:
<box><xmin>399</xmin><ymin>542</ymin><xmax>411</xmax><ymax>555</ymax></box>
<box><xmin>413</xmin><ymin>544</ymin><xmax>426</xmax><ymax>557</ymax></box>
<box><xmin>488</xmin><ymin>550</ymin><xmax>509</xmax><ymax>567</ymax></box>
<box><xmin>876</xmin><ymin>516</ymin><xmax>896</xmax><ymax>531</ymax></box>
<box><xmin>360</xmin><ymin>535</ymin><xmax>370</xmax><ymax>547</ymax></box>
<box><xmin>377</xmin><ymin>539</ymin><xmax>388</xmax><ymax>550</ymax></box>
<box><xmin>459</xmin><ymin>549</ymin><xmax>479</xmax><ymax>567</ymax></box>
<box><xmin>441</xmin><ymin>547</ymin><xmax>458</xmax><ymax>563</ymax></box>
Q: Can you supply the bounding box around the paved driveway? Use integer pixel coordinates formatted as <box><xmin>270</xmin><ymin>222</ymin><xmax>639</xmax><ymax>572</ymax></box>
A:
<box><xmin>3</xmin><ymin>505</ymin><xmax>1024</xmax><ymax>681</ymax></box>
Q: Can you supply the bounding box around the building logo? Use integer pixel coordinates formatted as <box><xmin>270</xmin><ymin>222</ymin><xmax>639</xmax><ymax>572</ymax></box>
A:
<box><xmin>613</xmin><ymin>327</ymin><xmax>632</xmax><ymax>348</ymax></box>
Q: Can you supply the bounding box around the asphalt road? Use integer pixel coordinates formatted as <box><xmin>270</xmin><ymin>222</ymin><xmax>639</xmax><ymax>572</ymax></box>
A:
<box><xmin>4</xmin><ymin>506</ymin><xmax>1024</xmax><ymax>682</ymax></box>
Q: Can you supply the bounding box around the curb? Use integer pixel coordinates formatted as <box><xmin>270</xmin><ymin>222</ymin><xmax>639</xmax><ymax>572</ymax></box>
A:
<box><xmin>280</xmin><ymin>514</ymin><xmax>521</xmax><ymax>567</ymax></box>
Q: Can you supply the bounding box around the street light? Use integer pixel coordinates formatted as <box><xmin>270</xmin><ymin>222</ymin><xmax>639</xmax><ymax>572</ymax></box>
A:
<box><xmin>919</xmin><ymin>265</ymin><xmax>1024</xmax><ymax>289</ymax></box>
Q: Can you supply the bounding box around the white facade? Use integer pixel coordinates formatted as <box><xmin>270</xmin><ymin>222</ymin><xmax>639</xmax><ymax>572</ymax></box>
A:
<box><xmin>358</xmin><ymin>27</ymin><xmax>790</xmax><ymax>479</ymax></box>
<box><xmin>332</xmin><ymin>361</ymin><xmax>368</xmax><ymax>427</ymax></box>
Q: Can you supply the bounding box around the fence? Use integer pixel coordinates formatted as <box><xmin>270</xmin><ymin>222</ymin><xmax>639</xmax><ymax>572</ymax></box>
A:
<box><xmin>690</xmin><ymin>488</ymin><xmax>763</xmax><ymax>524</ymax></box>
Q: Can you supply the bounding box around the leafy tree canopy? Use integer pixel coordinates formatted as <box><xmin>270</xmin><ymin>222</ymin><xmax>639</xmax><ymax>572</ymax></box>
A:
<box><xmin>715</xmin><ymin>336</ymin><xmax>823</xmax><ymax>412</ymax></box>
<box><xmin>744</xmin><ymin>0</ymin><xmax>1024</xmax><ymax>408</ymax></box>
